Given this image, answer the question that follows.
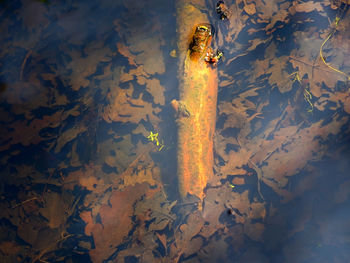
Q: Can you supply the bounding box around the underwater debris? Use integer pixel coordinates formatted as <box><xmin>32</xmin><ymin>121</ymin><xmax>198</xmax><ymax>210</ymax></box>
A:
<box><xmin>303</xmin><ymin>89</ymin><xmax>313</xmax><ymax>113</ymax></box>
<box><xmin>146</xmin><ymin>131</ymin><xmax>165</xmax><ymax>151</ymax></box>
<box><xmin>319</xmin><ymin>15</ymin><xmax>350</xmax><ymax>81</ymax></box>
<box><xmin>216</xmin><ymin>1</ymin><xmax>230</xmax><ymax>20</ymax></box>
<box><xmin>170</xmin><ymin>49</ymin><xmax>177</xmax><ymax>58</ymax></box>
<box><xmin>289</xmin><ymin>72</ymin><xmax>314</xmax><ymax>113</ymax></box>
<box><xmin>171</xmin><ymin>99</ymin><xmax>191</xmax><ymax>118</ymax></box>
<box><xmin>205</xmin><ymin>49</ymin><xmax>224</xmax><ymax>66</ymax></box>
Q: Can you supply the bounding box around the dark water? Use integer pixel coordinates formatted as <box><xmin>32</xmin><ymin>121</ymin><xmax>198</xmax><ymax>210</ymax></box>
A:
<box><xmin>1</xmin><ymin>0</ymin><xmax>350</xmax><ymax>262</ymax></box>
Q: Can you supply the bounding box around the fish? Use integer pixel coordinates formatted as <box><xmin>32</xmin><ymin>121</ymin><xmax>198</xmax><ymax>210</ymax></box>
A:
<box><xmin>172</xmin><ymin>0</ymin><xmax>218</xmax><ymax>207</ymax></box>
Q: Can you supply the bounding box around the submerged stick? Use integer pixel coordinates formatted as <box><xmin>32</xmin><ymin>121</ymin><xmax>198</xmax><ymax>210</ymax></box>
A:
<box><xmin>173</xmin><ymin>0</ymin><xmax>218</xmax><ymax>206</ymax></box>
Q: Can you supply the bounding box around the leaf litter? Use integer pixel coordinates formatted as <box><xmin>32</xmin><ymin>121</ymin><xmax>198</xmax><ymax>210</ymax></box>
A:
<box><xmin>1</xmin><ymin>0</ymin><xmax>350</xmax><ymax>262</ymax></box>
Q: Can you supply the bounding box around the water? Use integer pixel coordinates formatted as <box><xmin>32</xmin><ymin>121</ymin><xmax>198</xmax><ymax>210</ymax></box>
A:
<box><xmin>1</xmin><ymin>0</ymin><xmax>350</xmax><ymax>262</ymax></box>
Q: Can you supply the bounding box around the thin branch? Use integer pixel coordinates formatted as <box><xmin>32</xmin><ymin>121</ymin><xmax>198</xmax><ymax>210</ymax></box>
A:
<box><xmin>20</xmin><ymin>50</ymin><xmax>32</xmax><ymax>81</ymax></box>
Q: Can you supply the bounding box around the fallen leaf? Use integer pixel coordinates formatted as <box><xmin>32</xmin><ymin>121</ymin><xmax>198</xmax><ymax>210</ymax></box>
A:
<box><xmin>244</xmin><ymin>222</ymin><xmax>264</xmax><ymax>241</ymax></box>
<box><xmin>0</xmin><ymin>241</ymin><xmax>21</xmax><ymax>255</ymax></box>
<box><xmin>0</xmin><ymin>110</ymin><xmax>63</xmax><ymax>151</ymax></box>
<box><xmin>232</xmin><ymin>177</ymin><xmax>245</xmax><ymax>185</ymax></box>
<box><xmin>294</xmin><ymin>2</ymin><xmax>324</xmax><ymax>13</ymax></box>
<box><xmin>54</xmin><ymin>124</ymin><xmax>87</xmax><ymax>153</ymax></box>
<box><xmin>39</xmin><ymin>191</ymin><xmax>76</xmax><ymax>229</ymax></box>
<box><xmin>102</xmin><ymin>84</ymin><xmax>161</xmax><ymax>124</ymax></box>
<box><xmin>117</xmin><ymin>42</ymin><xmax>137</xmax><ymax>66</ymax></box>
<box><xmin>156</xmin><ymin>233</ymin><xmax>167</xmax><ymax>250</ymax></box>
<box><xmin>244</xmin><ymin>3</ymin><xmax>256</xmax><ymax>15</ymax></box>
<box><xmin>81</xmin><ymin>183</ymin><xmax>159</xmax><ymax>262</ymax></box>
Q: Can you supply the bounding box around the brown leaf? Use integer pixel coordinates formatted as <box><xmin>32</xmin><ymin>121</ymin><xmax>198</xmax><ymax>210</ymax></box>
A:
<box><xmin>232</xmin><ymin>177</ymin><xmax>245</xmax><ymax>185</ymax></box>
<box><xmin>170</xmin><ymin>211</ymin><xmax>204</xmax><ymax>261</ymax></box>
<box><xmin>250</xmin><ymin>116</ymin><xmax>348</xmax><ymax>202</ymax></box>
<box><xmin>344</xmin><ymin>96</ymin><xmax>350</xmax><ymax>114</ymax></box>
<box><xmin>81</xmin><ymin>183</ymin><xmax>159</xmax><ymax>263</ymax></box>
<box><xmin>97</xmin><ymin>135</ymin><xmax>137</xmax><ymax>173</ymax></box>
<box><xmin>156</xmin><ymin>233</ymin><xmax>167</xmax><ymax>250</ymax></box>
<box><xmin>123</xmin><ymin>164</ymin><xmax>160</xmax><ymax>188</ymax></box>
<box><xmin>17</xmin><ymin>216</ymin><xmax>42</xmax><ymax>245</ymax></box>
<box><xmin>115</xmin><ymin>19</ymin><xmax>165</xmax><ymax>75</ymax></box>
<box><xmin>244</xmin><ymin>3</ymin><xmax>256</xmax><ymax>15</ymax></box>
<box><xmin>39</xmin><ymin>192</ymin><xmax>75</xmax><ymax>229</ymax></box>
<box><xmin>265</xmin><ymin>9</ymin><xmax>289</xmax><ymax>33</ymax></box>
<box><xmin>244</xmin><ymin>222</ymin><xmax>264</xmax><ymax>241</ymax></box>
<box><xmin>294</xmin><ymin>2</ymin><xmax>323</xmax><ymax>13</ymax></box>
<box><xmin>17</xmin><ymin>1</ymin><xmax>49</xmax><ymax>32</ymax></box>
<box><xmin>64</xmin><ymin>164</ymin><xmax>106</xmax><ymax>193</ymax></box>
<box><xmin>144</xmin><ymin>78</ymin><xmax>165</xmax><ymax>105</ymax></box>
<box><xmin>182</xmin><ymin>236</ymin><xmax>203</xmax><ymax>257</ymax></box>
<box><xmin>255</xmin><ymin>0</ymin><xmax>279</xmax><ymax>20</ymax></box>
<box><xmin>249</xmin><ymin>202</ymin><xmax>266</xmax><ymax>220</ymax></box>
<box><xmin>0</xmin><ymin>110</ymin><xmax>63</xmax><ymax>151</ymax></box>
<box><xmin>229</xmin><ymin>191</ymin><xmax>251</xmax><ymax>219</ymax></box>
<box><xmin>54</xmin><ymin>124</ymin><xmax>87</xmax><ymax>153</ymax></box>
<box><xmin>102</xmin><ymin>84</ymin><xmax>161</xmax><ymax>124</ymax></box>
<box><xmin>117</xmin><ymin>42</ymin><xmax>137</xmax><ymax>67</ymax></box>
<box><xmin>0</xmin><ymin>241</ymin><xmax>21</xmax><ymax>255</ymax></box>
<box><xmin>65</xmin><ymin>42</ymin><xmax>112</xmax><ymax>91</ymax></box>
<box><xmin>134</xmin><ymin>191</ymin><xmax>176</xmax><ymax>233</ymax></box>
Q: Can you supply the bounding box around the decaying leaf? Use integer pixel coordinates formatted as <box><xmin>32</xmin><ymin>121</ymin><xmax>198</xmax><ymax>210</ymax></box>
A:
<box><xmin>2</xmin><ymin>0</ymin><xmax>350</xmax><ymax>262</ymax></box>
<box><xmin>39</xmin><ymin>191</ymin><xmax>76</xmax><ymax>229</ymax></box>
<box><xmin>81</xmin><ymin>183</ymin><xmax>160</xmax><ymax>262</ymax></box>
<box><xmin>244</xmin><ymin>3</ymin><xmax>256</xmax><ymax>15</ymax></box>
<box><xmin>102</xmin><ymin>84</ymin><xmax>161</xmax><ymax>124</ymax></box>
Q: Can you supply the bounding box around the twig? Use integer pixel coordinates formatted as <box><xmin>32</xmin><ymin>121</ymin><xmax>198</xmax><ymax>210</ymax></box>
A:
<box><xmin>319</xmin><ymin>16</ymin><xmax>350</xmax><ymax>81</ymax></box>
<box><xmin>174</xmin><ymin>201</ymin><xmax>198</xmax><ymax>207</ymax></box>
<box><xmin>31</xmin><ymin>234</ymin><xmax>74</xmax><ymax>263</ymax></box>
<box><xmin>248</xmin><ymin>159</ymin><xmax>264</xmax><ymax>201</ymax></box>
<box><xmin>289</xmin><ymin>56</ymin><xmax>340</xmax><ymax>75</ymax></box>
<box><xmin>41</xmin><ymin>170</ymin><xmax>54</xmax><ymax>201</ymax></box>
<box><xmin>152</xmin><ymin>210</ymin><xmax>176</xmax><ymax>221</ymax></box>
<box><xmin>12</xmin><ymin>196</ymin><xmax>40</xmax><ymax>209</ymax></box>
<box><xmin>20</xmin><ymin>50</ymin><xmax>32</xmax><ymax>81</ymax></box>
